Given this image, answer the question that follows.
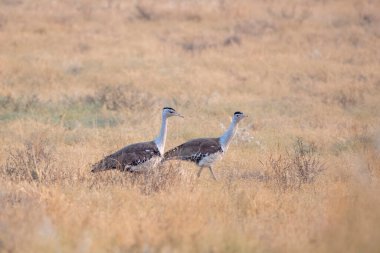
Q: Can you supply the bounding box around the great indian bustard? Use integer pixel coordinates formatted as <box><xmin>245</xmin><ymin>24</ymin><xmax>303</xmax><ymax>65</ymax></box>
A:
<box><xmin>163</xmin><ymin>111</ymin><xmax>247</xmax><ymax>180</ymax></box>
<box><xmin>91</xmin><ymin>107</ymin><xmax>183</xmax><ymax>173</ymax></box>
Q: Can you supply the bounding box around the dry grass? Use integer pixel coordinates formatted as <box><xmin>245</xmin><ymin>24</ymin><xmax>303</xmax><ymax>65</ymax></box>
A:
<box><xmin>1</xmin><ymin>0</ymin><xmax>380</xmax><ymax>252</ymax></box>
<box><xmin>259</xmin><ymin>138</ymin><xmax>325</xmax><ymax>192</ymax></box>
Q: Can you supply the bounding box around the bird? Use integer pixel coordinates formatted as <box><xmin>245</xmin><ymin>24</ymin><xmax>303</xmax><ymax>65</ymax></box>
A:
<box><xmin>163</xmin><ymin>111</ymin><xmax>247</xmax><ymax>180</ymax></box>
<box><xmin>91</xmin><ymin>107</ymin><xmax>183</xmax><ymax>173</ymax></box>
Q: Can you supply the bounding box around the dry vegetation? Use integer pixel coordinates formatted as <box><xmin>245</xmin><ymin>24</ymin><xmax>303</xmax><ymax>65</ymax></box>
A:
<box><xmin>1</xmin><ymin>0</ymin><xmax>380</xmax><ymax>252</ymax></box>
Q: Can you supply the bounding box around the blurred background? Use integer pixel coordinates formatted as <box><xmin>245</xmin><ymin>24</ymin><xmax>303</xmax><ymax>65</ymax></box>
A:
<box><xmin>0</xmin><ymin>0</ymin><xmax>379</xmax><ymax>252</ymax></box>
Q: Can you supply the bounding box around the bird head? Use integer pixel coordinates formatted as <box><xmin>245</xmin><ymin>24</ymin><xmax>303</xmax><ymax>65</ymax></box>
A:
<box><xmin>233</xmin><ymin>111</ymin><xmax>247</xmax><ymax>123</ymax></box>
<box><xmin>162</xmin><ymin>107</ymin><xmax>184</xmax><ymax>118</ymax></box>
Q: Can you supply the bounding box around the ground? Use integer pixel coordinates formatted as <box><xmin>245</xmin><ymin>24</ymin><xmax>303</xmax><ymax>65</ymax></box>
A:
<box><xmin>0</xmin><ymin>0</ymin><xmax>380</xmax><ymax>252</ymax></box>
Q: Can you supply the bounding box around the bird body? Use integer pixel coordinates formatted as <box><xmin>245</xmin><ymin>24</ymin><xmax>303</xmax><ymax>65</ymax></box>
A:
<box><xmin>163</xmin><ymin>112</ymin><xmax>247</xmax><ymax>180</ymax></box>
<box><xmin>91</xmin><ymin>107</ymin><xmax>182</xmax><ymax>173</ymax></box>
<box><xmin>163</xmin><ymin>138</ymin><xmax>223</xmax><ymax>166</ymax></box>
<box><xmin>91</xmin><ymin>141</ymin><xmax>161</xmax><ymax>172</ymax></box>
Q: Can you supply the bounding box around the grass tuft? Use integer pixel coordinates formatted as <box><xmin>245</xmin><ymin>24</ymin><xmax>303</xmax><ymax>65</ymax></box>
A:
<box><xmin>261</xmin><ymin>138</ymin><xmax>325</xmax><ymax>191</ymax></box>
<box><xmin>2</xmin><ymin>134</ymin><xmax>56</xmax><ymax>183</ymax></box>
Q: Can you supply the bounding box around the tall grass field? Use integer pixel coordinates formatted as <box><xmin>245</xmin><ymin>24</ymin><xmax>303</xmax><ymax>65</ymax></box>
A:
<box><xmin>0</xmin><ymin>0</ymin><xmax>379</xmax><ymax>252</ymax></box>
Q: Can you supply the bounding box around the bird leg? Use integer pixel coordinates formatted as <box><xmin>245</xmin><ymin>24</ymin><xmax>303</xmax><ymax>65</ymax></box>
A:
<box><xmin>197</xmin><ymin>166</ymin><xmax>204</xmax><ymax>177</ymax></box>
<box><xmin>208</xmin><ymin>166</ymin><xmax>217</xmax><ymax>181</ymax></box>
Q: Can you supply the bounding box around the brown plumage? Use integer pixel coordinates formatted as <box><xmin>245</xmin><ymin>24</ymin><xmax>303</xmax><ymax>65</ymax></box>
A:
<box><xmin>163</xmin><ymin>138</ymin><xmax>222</xmax><ymax>165</ymax></box>
<box><xmin>91</xmin><ymin>141</ymin><xmax>160</xmax><ymax>172</ymax></box>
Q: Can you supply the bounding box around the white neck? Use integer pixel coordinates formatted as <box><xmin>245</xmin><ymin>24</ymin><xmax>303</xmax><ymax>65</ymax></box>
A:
<box><xmin>219</xmin><ymin>118</ymin><xmax>238</xmax><ymax>151</ymax></box>
<box><xmin>154</xmin><ymin>113</ymin><xmax>168</xmax><ymax>155</ymax></box>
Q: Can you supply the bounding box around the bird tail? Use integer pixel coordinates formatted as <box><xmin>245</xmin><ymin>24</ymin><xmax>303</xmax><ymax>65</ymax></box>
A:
<box><xmin>91</xmin><ymin>162</ymin><xmax>108</xmax><ymax>173</ymax></box>
<box><xmin>162</xmin><ymin>147</ymin><xmax>184</xmax><ymax>162</ymax></box>
<box><xmin>91</xmin><ymin>157</ymin><xmax>117</xmax><ymax>172</ymax></box>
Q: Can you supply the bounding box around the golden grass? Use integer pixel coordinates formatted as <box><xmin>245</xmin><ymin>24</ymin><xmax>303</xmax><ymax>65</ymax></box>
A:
<box><xmin>1</xmin><ymin>0</ymin><xmax>380</xmax><ymax>252</ymax></box>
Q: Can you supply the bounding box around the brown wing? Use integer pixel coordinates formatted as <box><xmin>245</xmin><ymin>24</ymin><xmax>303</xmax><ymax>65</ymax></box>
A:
<box><xmin>91</xmin><ymin>141</ymin><xmax>160</xmax><ymax>172</ymax></box>
<box><xmin>163</xmin><ymin>138</ymin><xmax>222</xmax><ymax>164</ymax></box>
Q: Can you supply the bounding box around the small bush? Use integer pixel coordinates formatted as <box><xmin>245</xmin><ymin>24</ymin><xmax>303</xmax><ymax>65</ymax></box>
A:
<box><xmin>333</xmin><ymin>88</ymin><xmax>364</xmax><ymax>109</ymax></box>
<box><xmin>320</xmin><ymin>88</ymin><xmax>365</xmax><ymax>109</ymax></box>
<box><xmin>262</xmin><ymin>138</ymin><xmax>325</xmax><ymax>191</ymax></box>
<box><xmin>0</xmin><ymin>94</ymin><xmax>41</xmax><ymax>113</ymax></box>
<box><xmin>2</xmin><ymin>135</ymin><xmax>56</xmax><ymax>183</ymax></box>
<box><xmin>96</xmin><ymin>85</ymin><xmax>159</xmax><ymax>111</ymax></box>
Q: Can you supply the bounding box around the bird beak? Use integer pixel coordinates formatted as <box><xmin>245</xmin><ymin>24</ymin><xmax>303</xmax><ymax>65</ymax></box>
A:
<box><xmin>175</xmin><ymin>112</ymin><xmax>184</xmax><ymax>118</ymax></box>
